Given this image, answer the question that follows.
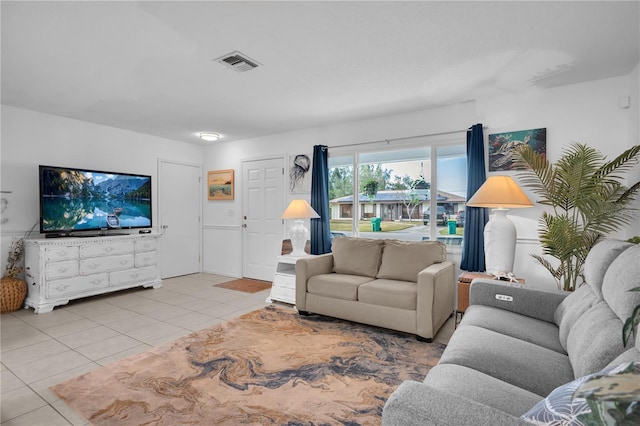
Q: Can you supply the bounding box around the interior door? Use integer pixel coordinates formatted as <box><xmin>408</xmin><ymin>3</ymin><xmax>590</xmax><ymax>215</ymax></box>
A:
<box><xmin>242</xmin><ymin>157</ymin><xmax>285</xmax><ymax>281</ymax></box>
<box><xmin>159</xmin><ymin>159</ymin><xmax>201</xmax><ymax>278</ymax></box>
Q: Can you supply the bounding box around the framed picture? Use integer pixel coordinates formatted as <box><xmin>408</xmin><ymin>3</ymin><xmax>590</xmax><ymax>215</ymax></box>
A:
<box><xmin>208</xmin><ymin>169</ymin><xmax>234</xmax><ymax>200</ymax></box>
<box><xmin>488</xmin><ymin>128</ymin><xmax>547</xmax><ymax>171</ymax></box>
<box><xmin>289</xmin><ymin>153</ymin><xmax>312</xmax><ymax>193</ymax></box>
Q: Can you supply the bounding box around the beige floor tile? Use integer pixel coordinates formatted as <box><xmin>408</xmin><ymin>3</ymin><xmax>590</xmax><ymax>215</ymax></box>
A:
<box><xmin>142</xmin><ymin>304</ymin><xmax>192</xmax><ymax>321</ymax></box>
<box><xmin>9</xmin><ymin>350</ymin><xmax>93</xmax><ymax>384</ymax></box>
<box><xmin>1</xmin><ymin>370</ymin><xmax>25</xmax><ymax>394</ymax></box>
<box><xmin>104</xmin><ymin>314</ymin><xmax>161</xmax><ymax>333</ymax></box>
<box><xmin>168</xmin><ymin>311</ymin><xmax>219</xmax><ymax>330</ymax></box>
<box><xmin>37</xmin><ymin>318</ymin><xmax>102</xmax><ymax>338</ymax></box>
<box><xmin>1</xmin><ymin>405</ymin><xmax>75</xmax><ymax>426</ymax></box>
<box><xmin>51</xmin><ymin>399</ymin><xmax>90</xmax><ymax>426</ymax></box>
<box><xmin>28</xmin><ymin>363</ymin><xmax>100</xmax><ymax>404</ymax></box>
<box><xmin>94</xmin><ymin>343</ymin><xmax>151</xmax><ymax>367</ymax></box>
<box><xmin>124</xmin><ymin>321</ymin><xmax>187</xmax><ymax>344</ymax></box>
<box><xmin>144</xmin><ymin>329</ymin><xmax>193</xmax><ymax>347</ymax></box>
<box><xmin>62</xmin><ymin>299</ymin><xmax>123</xmax><ymax>317</ymax></box>
<box><xmin>1</xmin><ymin>339</ymin><xmax>70</xmax><ymax>370</ymax></box>
<box><xmin>55</xmin><ymin>325</ymin><xmax>121</xmax><ymax>349</ymax></box>
<box><xmin>0</xmin><ymin>385</ymin><xmax>48</xmax><ymax>423</ymax></box>
<box><xmin>74</xmin><ymin>334</ymin><xmax>143</xmax><ymax>361</ymax></box>
<box><xmin>88</xmin><ymin>307</ymin><xmax>140</xmax><ymax>325</ymax></box>
<box><xmin>196</xmin><ymin>301</ymin><xmax>245</xmax><ymax>317</ymax></box>
<box><xmin>17</xmin><ymin>310</ymin><xmax>84</xmax><ymax>329</ymax></box>
<box><xmin>1</xmin><ymin>323</ymin><xmax>52</xmax><ymax>353</ymax></box>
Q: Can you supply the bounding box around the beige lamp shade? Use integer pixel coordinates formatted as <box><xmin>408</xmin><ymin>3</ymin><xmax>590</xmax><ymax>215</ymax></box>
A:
<box><xmin>466</xmin><ymin>176</ymin><xmax>534</xmax><ymax>209</ymax></box>
<box><xmin>281</xmin><ymin>199</ymin><xmax>320</xmax><ymax>220</ymax></box>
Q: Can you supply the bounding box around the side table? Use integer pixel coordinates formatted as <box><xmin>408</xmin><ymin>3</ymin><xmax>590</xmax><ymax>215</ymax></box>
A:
<box><xmin>266</xmin><ymin>254</ymin><xmax>314</xmax><ymax>305</ymax></box>
<box><xmin>456</xmin><ymin>272</ymin><xmax>525</xmax><ymax>327</ymax></box>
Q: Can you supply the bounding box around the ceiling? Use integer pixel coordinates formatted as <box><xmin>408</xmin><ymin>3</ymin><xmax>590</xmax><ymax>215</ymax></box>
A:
<box><xmin>2</xmin><ymin>1</ymin><xmax>639</xmax><ymax>145</ymax></box>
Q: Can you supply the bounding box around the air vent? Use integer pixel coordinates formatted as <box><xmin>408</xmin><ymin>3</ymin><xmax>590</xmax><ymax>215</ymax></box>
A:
<box><xmin>215</xmin><ymin>51</ymin><xmax>261</xmax><ymax>72</ymax></box>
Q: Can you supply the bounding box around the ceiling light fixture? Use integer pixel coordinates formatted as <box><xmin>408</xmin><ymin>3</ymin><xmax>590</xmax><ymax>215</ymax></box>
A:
<box><xmin>199</xmin><ymin>132</ymin><xmax>220</xmax><ymax>142</ymax></box>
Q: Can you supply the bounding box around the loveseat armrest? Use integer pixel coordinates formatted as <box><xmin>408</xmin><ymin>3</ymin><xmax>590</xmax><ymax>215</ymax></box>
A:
<box><xmin>416</xmin><ymin>261</ymin><xmax>455</xmax><ymax>339</ymax></box>
<box><xmin>469</xmin><ymin>279</ymin><xmax>568</xmax><ymax>323</ymax></box>
<box><xmin>382</xmin><ymin>380</ymin><xmax>529</xmax><ymax>426</ymax></box>
<box><xmin>295</xmin><ymin>253</ymin><xmax>334</xmax><ymax>310</ymax></box>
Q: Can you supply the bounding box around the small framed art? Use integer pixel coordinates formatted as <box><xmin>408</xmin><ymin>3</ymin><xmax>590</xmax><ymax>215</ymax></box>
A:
<box><xmin>208</xmin><ymin>169</ymin><xmax>234</xmax><ymax>200</ymax></box>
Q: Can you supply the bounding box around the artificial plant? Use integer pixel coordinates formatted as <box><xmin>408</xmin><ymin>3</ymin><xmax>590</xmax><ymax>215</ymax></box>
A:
<box><xmin>515</xmin><ymin>142</ymin><xmax>640</xmax><ymax>291</ymax></box>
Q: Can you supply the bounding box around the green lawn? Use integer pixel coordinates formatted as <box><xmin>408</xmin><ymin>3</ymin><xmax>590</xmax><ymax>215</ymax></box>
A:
<box><xmin>329</xmin><ymin>219</ymin><xmax>464</xmax><ymax>235</ymax></box>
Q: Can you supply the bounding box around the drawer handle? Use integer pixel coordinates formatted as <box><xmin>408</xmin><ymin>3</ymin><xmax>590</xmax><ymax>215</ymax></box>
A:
<box><xmin>104</xmin><ymin>247</ymin><xmax>114</xmax><ymax>253</ymax></box>
<box><xmin>90</xmin><ymin>279</ymin><xmax>103</xmax><ymax>285</ymax></box>
<box><xmin>130</xmin><ymin>273</ymin><xmax>140</xmax><ymax>279</ymax></box>
<box><xmin>119</xmin><ymin>260</ymin><xmax>129</xmax><ymax>265</ymax></box>
<box><xmin>87</xmin><ymin>263</ymin><xmax>99</xmax><ymax>269</ymax></box>
<box><xmin>54</xmin><ymin>284</ymin><xmax>70</xmax><ymax>292</ymax></box>
<box><xmin>57</xmin><ymin>267</ymin><xmax>69</xmax><ymax>273</ymax></box>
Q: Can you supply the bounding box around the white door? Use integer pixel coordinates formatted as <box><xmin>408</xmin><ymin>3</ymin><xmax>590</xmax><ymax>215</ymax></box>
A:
<box><xmin>242</xmin><ymin>157</ymin><xmax>285</xmax><ymax>281</ymax></box>
<box><xmin>159</xmin><ymin>160</ymin><xmax>201</xmax><ymax>278</ymax></box>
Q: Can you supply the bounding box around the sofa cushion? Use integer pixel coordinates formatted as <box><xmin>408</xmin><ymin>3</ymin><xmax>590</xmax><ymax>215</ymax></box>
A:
<box><xmin>566</xmin><ymin>301</ymin><xmax>626</xmax><ymax>378</ymax></box>
<box><xmin>554</xmin><ymin>285</ymin><xmax>599</xmax><ymax>351</ymax></box>
<box><xmin>582</xmin><ymin>239</ymin><xmax>633</xmax><ymax>299</ymax></box>
<box><xmin>307</xmin><ymin>274</ymin><xmax>373</xmax><ymax>301</ymax></box>
<box><xmin>358</xmin><ymin>279</ymin><xmax>417</xmax><ymax>310</ymax></box>
<box><xmin>461</xmin><ymin>305</ymin><xmax>565</xmax><ymax>354</ymax></box>
<box><xmin>425</xmin><ymin>364</ymin><xmax>543</xmax><ymax>417</ymax></box>
<box><xmin>331</xmin><ymin>237</ymin><xmax>384</xmax><ymax>278</ymax></box>
<box><xmin>439</xmin><ymin>325</ymin><xmax>574</xmax><ymax>397</ymax></box>
<box><xmin>376</xmin><ymin>240</ymin><xmax>445</xmax><ymax>282</ymax></box>
<box><xmin>601</xmin><ymin>244</ymin><xmax>640</xmax><ymax>323</ymax></box>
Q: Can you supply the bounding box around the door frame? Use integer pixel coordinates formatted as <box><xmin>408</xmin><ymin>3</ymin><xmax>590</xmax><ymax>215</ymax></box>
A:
<box><xmin>157</xmin><ymin>158</ymin><xmax>203</xmax><ymax>276</ymax></box>
<box><xmin>241</xmin><ymin>154</ymin><xmax>286</xmax><ymax>280</ymax></box>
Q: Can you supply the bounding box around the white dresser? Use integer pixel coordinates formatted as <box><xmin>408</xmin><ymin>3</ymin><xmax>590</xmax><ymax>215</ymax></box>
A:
<box><xmin>24</xmin><ymin>233</ymin><xmax>162</xmax><ymax>313</ymax></box>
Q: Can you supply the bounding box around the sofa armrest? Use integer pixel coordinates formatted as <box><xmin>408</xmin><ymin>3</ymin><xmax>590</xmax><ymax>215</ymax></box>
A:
<box><xmin>416</xmin><ymin>261</ymin><xmax>455</xmax><ymax>339</ymax></box>
<box><xmin>469</xmin><ymin>279</ymin><xmax>568</xmax><ymax>323</ymax></box>
<box><xmin>382</xmin><ymin>380</ymin><xmax>529</xmax><ymax>426</ymax></box>
<box><xmin>295</xmin><ymin>253</ymin><xmax>334</xmax><ymax>310</ymax></box>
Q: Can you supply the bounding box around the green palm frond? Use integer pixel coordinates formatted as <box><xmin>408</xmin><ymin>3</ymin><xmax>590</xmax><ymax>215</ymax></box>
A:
<box><xmin>515</xmin><ymin>143</ymin><xmax>640</xmax><ymax>291</ymax></box>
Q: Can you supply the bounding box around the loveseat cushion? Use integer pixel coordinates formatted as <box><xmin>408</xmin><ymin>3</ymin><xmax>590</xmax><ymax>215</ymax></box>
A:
<box><xmin>461</xmin><ymin>305</ymin><xmax>565</xmax><ymax>354</ymax></box>
<box><xmin>601</xmin><ymin>244</ymin><xmax>640</xmax><ymax>324</ymax></box>
<box><xmin>566</xmin><ymin>301</ymin><xmax>628</xmax><ymax>378</ymax></box>
<box><xmin>554</xmin><ymin>285</ymin><xmax>599</xmax><ymax>351</ymax></box>
<box><xmin>425</xmin><ymin>364</ymin><xmax>543</xmax><ymax>417</ymax></box>
<box><xmin>331</xmin><ymin>237</ymin><xmax>384</xmax><ymax>278</ymax></box>
<box><xmin>439</xmin><ymin>325</ymin><xmax>574</xmax><ymax>397</ymax></box>
<box><xmin>376</xmin><ymin>240</ymin><xmax>445</xmax><ymax>282</ymax></box>
<box><xmin>358</xmin><ymin>279</ymin><xmax>417</xmax><ymax>310</ymax></box>
<box><xmin>307</xmin><ymin>273</ymin><xmax>373</xmax><ymax>301</ymax></box>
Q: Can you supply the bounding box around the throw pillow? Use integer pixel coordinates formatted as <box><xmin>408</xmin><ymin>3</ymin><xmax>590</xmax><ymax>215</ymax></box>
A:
<box><xmin>331</xmin><ymin>237</ymin><xmax>384</xmax><ymax>278</ymax></box>
<box><xmin>376</xmin><ymin>240</ymin><xmax>445</xmax><ymax>282</ymax></box>
<box><xmin>520</xmin><ymin>362</ymin><xmax>639</xmax><ymax>425</ymax></box>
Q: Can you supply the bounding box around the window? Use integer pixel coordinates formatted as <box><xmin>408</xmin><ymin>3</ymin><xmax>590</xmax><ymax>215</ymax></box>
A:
<box><xmin>328</xmin><ymin>140</ymin><xmax>467</xmax><ymax>247</ymax></box>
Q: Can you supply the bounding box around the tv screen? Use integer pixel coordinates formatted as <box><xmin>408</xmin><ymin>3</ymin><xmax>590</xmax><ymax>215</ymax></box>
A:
<box><xmin>39</xmin><ymin>165</ymin><xmax>152</xmax><ymax>235</ymax></box>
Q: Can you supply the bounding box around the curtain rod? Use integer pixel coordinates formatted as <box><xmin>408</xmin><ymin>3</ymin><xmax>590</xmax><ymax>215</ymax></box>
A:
<box><xmin>329</xmin><ymin>127</ymin><xmax>486</xmax><ymax>149</ymax></box>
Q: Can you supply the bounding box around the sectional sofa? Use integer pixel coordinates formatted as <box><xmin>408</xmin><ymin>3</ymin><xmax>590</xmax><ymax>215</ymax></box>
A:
<box><xmin>295</xmin><ymin>237</ymin><xmax>456</xmax><ymax>341</ymax></box>
<box><xmin>382</xmin><ymin>239</ymin><xmax>640</xmax><ymax>425</ymax></box>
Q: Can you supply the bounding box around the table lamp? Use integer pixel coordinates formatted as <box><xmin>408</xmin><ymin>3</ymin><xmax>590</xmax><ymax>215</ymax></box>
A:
<box><xmin>466</xmin><ymin>176</ymin><xmax>533</xmax><ymax>275</ymax></box>
<box><xmin>282</xmin><ymin>199</ymin><xmax>320</xmax><ymax>257</ymax></box>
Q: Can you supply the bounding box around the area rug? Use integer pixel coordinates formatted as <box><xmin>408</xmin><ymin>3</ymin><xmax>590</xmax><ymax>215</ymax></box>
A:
<box><xmin>52</xmin><ymin>305</ymin><xmax>445</xmax><ymax>425</ymax></box>
<box><xmin>214</xmin><ymin>278</ymin><xmax>272</xmax><ymax>293</ymax></box>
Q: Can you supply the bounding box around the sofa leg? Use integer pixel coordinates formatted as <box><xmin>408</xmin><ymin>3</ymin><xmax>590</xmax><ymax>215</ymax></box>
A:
<box><xmin>298</xmin><ymin>310</ymin><xmax>311</xmax><ymax>316</ymax></box>
<box><xmin>416</xmin><ymin>336</ymin><xmax>433</xmax><ymax>343</ymax></box>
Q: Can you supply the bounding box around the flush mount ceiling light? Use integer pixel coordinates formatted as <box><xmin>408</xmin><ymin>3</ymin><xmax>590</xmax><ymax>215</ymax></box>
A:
<box><xmin>199</xmin><ymin>132</ymin><xmax>220</xmax><ymax>142</ymax></box>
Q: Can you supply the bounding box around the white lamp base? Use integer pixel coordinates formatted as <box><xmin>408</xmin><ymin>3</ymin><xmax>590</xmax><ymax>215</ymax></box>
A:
<box><xmin>289</xmin><ymin>219</ymin><xmax>308</xmax><ymax>257</ymax></box>
<box><xmin>484</xmin><ymin>208</ymin><xmax>516</xmax><ymax>275</ymax></box>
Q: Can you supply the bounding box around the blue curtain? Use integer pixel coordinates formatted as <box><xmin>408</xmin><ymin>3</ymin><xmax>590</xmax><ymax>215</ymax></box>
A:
<box><xmin>310</xmin><ymin>145</ymin><xmax>332</xmax><ymax>254</ymax></box>
<box><xmin>461</xmin><ymin>124</ymin><xmax>489</xmax><ymax>272</ymax></box>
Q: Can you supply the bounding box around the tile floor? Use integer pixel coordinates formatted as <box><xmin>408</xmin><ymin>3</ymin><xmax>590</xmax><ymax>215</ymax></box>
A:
<box><xmin>1</xmin><ymin>273</ymin><xmax>454</xmax><ymax>425</ymax></box>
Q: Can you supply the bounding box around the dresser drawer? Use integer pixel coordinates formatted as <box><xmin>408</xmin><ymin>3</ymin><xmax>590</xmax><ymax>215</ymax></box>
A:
<box><xmin>46</xmin><ymin>273</ymin><xmax>109</xmax><ymax>298</ymax></box>
<box><xmin>274</xmin><ymin>273</ymin><xmax>295</xmax><ymax>289</ymax></box>
<box><xmin>80</xmin><ymin>254</ymin><xmax>134</xmax><ymax>275</ymax></box>
<box><xmin>135</xmin><ymin>239</ymin><xmax>158</xmax><ymax>253</ymax></box>
<box><xmin>135</xmin><ymin>251</ymin><xmax>157</xmax><ymax>267</ymax></box>
<box><xmin>45</xmin><ymin>247</ymin><xmax>79</xmax><ymax>262</ymax></box>
<box><xmin>45</xmin><ymin>261</ymin><xmax>79</xmax><ymax>280</ymax></box>
<box><xmin>110</xmin><ymin>266</ymin><xmax>158</xmax><ymax>286</ymax></box>
<box><xmin>80</xmin><ymin>241</ymin><xmax>134</xmax><ymax>258</ymax></box>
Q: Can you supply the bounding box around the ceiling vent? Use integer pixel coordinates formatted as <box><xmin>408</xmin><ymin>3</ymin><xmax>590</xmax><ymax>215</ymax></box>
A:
<box><xmin>215</xmin><ymin>51</ymin><xmax>261</xmax><ymax>72</ymax></box>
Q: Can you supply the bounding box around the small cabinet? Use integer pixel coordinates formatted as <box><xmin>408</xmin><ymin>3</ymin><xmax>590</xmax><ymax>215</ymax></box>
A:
<box><xmin>267</xmin><ymin>255</ymin><xmax>313</xmax><ymax>305</ymax></box>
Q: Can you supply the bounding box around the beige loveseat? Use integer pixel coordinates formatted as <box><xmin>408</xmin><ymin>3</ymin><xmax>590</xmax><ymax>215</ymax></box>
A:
<box><xmin>295</xmin><ymin>237</ymin><xmax>455</xmax><ymax>341</ymax></box>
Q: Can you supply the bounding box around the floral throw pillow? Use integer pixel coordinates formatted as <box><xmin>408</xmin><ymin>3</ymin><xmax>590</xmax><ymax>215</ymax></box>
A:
<box><xmin>520</xmin><ymin>362</ymin><xmax>639</xmax><ymax>425</ymax></box>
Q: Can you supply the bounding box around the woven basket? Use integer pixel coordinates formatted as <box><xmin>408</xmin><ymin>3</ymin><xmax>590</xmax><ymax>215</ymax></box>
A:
<box><xmin>1</xmin><ymin>277</ymin><xmax>27</xmax><ymax>313</ymax></box>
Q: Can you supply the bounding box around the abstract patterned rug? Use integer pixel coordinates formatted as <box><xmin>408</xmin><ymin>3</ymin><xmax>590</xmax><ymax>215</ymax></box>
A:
<box><xmin>52</xmin><ymin>306</ymin><xmax>445</xmax><ymax>425</ymax></box>
<box><xmin>214</xmin><ymin>278</ymin><xmax>272</xmax><ymax>293</ymax></box>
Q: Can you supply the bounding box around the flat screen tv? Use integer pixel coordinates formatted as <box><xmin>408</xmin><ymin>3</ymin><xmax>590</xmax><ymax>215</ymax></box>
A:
<box><xmin>39</xmin><ymin>165</ymin><xmax>152</xmax><ymax>236</ymax></box>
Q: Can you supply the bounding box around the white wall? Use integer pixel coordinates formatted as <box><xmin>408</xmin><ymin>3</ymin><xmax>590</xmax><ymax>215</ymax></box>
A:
<box><xmin>0</xmin><ymin>105</ymin><xmax>204</xmax><ymax>272</ymax></box>
<box><xmin>204</xmin><ymin>73</ymin><xmax>639</xmax><ymax>290</ymax></box>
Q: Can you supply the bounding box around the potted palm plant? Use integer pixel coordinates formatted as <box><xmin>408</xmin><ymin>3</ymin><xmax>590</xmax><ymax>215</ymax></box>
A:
<box><xmin>515</xmin><ymin>142</ymin><xmax>640</xmax><ymax>291</ymax></box>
